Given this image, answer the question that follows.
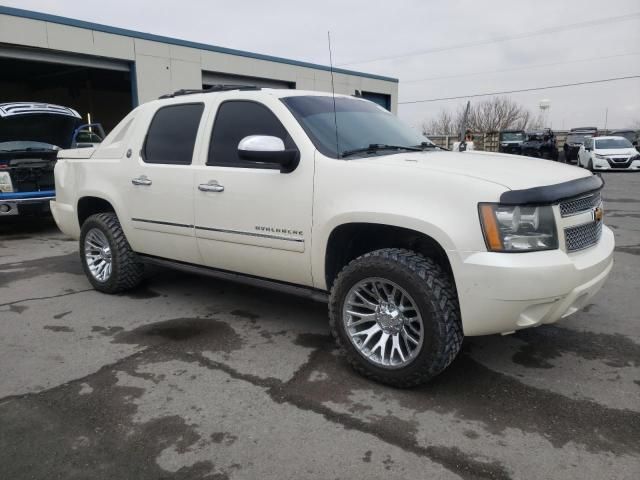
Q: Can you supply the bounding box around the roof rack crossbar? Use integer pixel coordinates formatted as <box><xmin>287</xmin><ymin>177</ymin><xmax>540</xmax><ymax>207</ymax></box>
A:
<box><xmin>159</xmin><ymin>84</ymin><xmax>260</xmax><ymax>99</ymax></box>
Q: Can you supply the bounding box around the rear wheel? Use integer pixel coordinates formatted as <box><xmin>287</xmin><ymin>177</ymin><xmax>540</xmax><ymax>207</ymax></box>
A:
<box><xmin>80</xmin><ymin>213</ymin><xmax>144</xmax><ymax>293</ymax></box>
<box><xmin>328</xmin><ymin>248</ymin><xmax>463</xmax><ymax>387</ymax></box>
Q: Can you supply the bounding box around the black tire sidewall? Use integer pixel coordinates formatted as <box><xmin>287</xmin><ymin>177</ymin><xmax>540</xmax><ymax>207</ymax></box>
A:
<box><xmin>330</xmin><ymin>254</ymin><xmax>455</xmax><ymax>385</ymax></box>
<box><xmin>80</xmin><ymin>214</ymin><xmax>125</xmax><ymax>293</ymax></box>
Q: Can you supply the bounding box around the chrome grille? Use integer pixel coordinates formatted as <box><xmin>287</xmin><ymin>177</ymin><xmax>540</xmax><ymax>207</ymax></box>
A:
<box><xmin>565</xmin><ymin>221</ymin><xmax>602</xmax><ymax>252</ymax></box>
<box><xmin>559</xmin><ymin>192</ymin><xmax>601</xmax><ymax>217</ymax></box>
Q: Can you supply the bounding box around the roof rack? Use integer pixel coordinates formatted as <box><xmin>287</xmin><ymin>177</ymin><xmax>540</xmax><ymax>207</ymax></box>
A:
<box><xmin>159</xmin><ymin>84</ymin><xmax>260</xmax><ymax>99</ymax></box>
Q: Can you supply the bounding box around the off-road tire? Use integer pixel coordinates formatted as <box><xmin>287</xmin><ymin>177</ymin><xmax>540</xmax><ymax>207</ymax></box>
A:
<box><xmin>328</xmin><ymin>248</ymin><xmax>463</xmax><ymax>387</ymax></box>
<box><xmin>80</xmin><ymin>213</ymin><xmax>144</xmax><ymax>293</ymax></box>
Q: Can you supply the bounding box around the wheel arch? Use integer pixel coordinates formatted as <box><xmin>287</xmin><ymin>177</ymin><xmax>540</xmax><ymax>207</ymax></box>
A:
<box><xmin>322</xmin><ymin>220</ymin><xmax>455</xmax><ymax>291</ymax></box>
<box><xmin>77</xmin><ymin>195</ymin><xmax>117</xmax><ymax>227</ymax></box>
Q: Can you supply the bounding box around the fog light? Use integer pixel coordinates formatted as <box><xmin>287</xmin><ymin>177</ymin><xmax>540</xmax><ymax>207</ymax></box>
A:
<box><xmin>0</xmin><ymin>204</ymin><xmax>11</xmax><ymax>213</ymax></box>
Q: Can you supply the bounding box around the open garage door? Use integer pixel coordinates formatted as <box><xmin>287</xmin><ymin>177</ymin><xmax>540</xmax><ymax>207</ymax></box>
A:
<box><xmin>202</xmin><ymin>71</ymin><xmax>294</xmax><ymax>90</ymax></box>
<box><xmin>0</xmin><ymin>46</ymin><xmax>133</xmax><ymax>133</ymax></box>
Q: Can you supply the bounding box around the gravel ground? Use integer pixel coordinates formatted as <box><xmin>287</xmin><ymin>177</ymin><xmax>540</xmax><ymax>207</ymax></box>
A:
<box><xmin>1</xmin><ymin>171</ymin><xmax>639</xmax><ymax>480</ymax></box>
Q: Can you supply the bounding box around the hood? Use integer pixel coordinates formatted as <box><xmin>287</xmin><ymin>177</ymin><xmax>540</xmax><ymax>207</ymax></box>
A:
<box><xmin>0</xmin><ymin>113</ymin><xmax>81</xmax><ymax>150</ymax></box>
<box><xmin>361</xmin><ymin>150</ymin><xmax>591</xmax><ymax>191</ymax></box>
<box><xmin>595</xmin><ymin>148</ymin><xmax>637</xmax><ymax>156</ymax></box>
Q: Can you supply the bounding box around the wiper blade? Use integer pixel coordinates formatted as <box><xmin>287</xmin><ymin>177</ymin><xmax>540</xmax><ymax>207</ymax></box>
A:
<box><xmin>416</xmin><ymin>141</ymin><xmax>448</xmax><ymax>151</ymax></box>
<box><xmin>341</xmin><ymin>144</ymin><xmax>422</xmax><ymax>158</ymax></box>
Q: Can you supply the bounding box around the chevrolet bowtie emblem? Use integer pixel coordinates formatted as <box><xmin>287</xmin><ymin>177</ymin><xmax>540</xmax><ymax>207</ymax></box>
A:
<box><xmin>594</xmin><ymin>206</ymin><xmax>603</xmax><ymax>222</ymax></box>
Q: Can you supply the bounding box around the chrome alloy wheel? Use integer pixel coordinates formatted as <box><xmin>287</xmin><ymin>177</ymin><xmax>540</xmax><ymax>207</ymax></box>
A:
<box><xmin>343</xmin><ymin>278</ymin><xmax>424</xmax><ymax>369</ymax></box>
<box><xmin>84</xmin><ymin>228</ymin><xmax>113</xmax><ymax>282</ymax></box>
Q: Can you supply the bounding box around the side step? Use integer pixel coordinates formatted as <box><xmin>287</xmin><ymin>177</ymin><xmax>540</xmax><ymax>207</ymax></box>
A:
<box><xmin>139</xmin><ymin>254</ymin><xmax>328</xmax><ymax>303</ymax></box>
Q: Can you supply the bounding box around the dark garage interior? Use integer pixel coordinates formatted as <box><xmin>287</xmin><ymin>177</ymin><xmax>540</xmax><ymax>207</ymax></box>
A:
<box><xmin>0</xmin><ymin>56</ymin><xmax>133</xmax><ymax>133</ymax></box>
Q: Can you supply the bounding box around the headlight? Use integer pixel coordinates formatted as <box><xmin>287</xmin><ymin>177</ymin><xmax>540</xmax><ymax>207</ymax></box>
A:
<box><xmin>631</xmin><ymin>154</ymin><xmax>640</xmax><ymax>161</ymax></box>
<box><xmin>595</xmin><ymin>153</ymin><xmax>607</xmax><ymax>159</ymax></box>
<box><xmin>0</xmin><ymin>171</ymin><xmax>13</xmax><ymax>193</ymax></box>
<box><xmin>479</xmin><ymin>204</ymin><xmax>558</xmax><ymax>252</ymax></box>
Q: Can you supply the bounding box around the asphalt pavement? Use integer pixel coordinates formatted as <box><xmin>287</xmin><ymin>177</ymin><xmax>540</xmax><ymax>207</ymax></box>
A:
<box><xmin>1</xmin><ymin>171</ymin><xmax>639</xmax><ymax>480</ymax></box>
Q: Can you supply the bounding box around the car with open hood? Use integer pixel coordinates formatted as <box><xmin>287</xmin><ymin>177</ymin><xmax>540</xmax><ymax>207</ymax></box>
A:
<box><xmin>0</xmin><ymin>102</ymin><xmax>103</xmax><ymax>217</ymax></box>
<box><xmin>50</xmin><ymin>87</ymin><xmax>614</xmax><ymax>387</ymax></box>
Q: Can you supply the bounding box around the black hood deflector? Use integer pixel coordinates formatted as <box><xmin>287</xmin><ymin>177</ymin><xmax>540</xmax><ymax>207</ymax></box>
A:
<box><xmin>499</xmin><ymin>175</ymin><xmax>603</xmax><ymax>205</ymax></box>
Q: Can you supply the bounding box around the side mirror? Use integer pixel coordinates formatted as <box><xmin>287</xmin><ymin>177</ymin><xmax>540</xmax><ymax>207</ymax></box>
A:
<box><xmin>238</xmin><ymin>135</ymin><xmax>299</xmax><ymax>173</ymax></box>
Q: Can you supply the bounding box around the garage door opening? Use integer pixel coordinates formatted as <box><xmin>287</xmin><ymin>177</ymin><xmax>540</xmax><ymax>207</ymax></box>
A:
<box><xmin>0</xmin><ymin>55</ymin><xmax>132</xmax><ymax>133</ymax></box>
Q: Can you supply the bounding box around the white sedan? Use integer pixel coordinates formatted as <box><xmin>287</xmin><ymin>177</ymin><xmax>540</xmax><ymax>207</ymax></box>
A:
<box><xmin>578</xmin><ymin>136</ymin><xmax>640</xmax><ymax>171</ymax></box>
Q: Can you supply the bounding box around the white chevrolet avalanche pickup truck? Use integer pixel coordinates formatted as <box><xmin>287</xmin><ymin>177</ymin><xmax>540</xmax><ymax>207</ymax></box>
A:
<box><xmin>51</xmin><ymin>86</ymin><xmax>614</xmax><ymax>386</ymax></box>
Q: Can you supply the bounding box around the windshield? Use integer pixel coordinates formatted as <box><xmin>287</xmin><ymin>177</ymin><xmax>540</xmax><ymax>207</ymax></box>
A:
<box><xmin>0</xmin><ymin>114</ymin><xmax>80</xmax><ymax>150</ymax></box>
<box><xmin>595</xmin><ymin>138</ymin><xmax>633</xmax><ymax>149</ymax></box>
<box><xmin>500</xmin><ymin>132</ymin><xmax>525</xmax><ymax>142</ymax></box>
<box><xmin>566</xmin><ymin>134</ymin><xmax>588</xmax><ymax>144</ymax></box>
<box><xmin>526</xmin><ymin>133</ymin><xmax>543</xmax><ymax>141</ymax></box>
<box><xmin>282</xmin><ymin>95</ymin><xmax>428</xmax><ymax>158</ymax></box>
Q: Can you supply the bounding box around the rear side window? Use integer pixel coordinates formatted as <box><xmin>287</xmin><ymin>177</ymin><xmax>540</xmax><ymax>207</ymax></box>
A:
<box><xmin>208</xmin><ymin>101</ymin><xmax>296</xmax><ymax>167</ymax></box>
<box><xmin>143</xmin><ymin>103</ymin><xmax>204</xmax><ymax>164</ymax></box>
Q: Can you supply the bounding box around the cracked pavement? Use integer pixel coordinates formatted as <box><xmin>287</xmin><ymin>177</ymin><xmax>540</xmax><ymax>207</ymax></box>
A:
<box><xmin>1</xmin><ymin>172</ymin><xmax>639</xmax><ymax>479</ymax></box>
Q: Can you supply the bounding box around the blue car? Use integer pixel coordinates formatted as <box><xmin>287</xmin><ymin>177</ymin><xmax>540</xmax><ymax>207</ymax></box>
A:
<box><xmin>0</xmin><ymin>102</ymin><xmax>104</xmax><ymax>217</ymax></box>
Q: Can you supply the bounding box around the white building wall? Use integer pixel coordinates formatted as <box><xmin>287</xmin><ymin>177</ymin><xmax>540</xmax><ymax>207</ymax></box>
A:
<box><xmin>0</xmin><ymin>13</ymin><xmax>398</xmax><ymax>112</ymax></box>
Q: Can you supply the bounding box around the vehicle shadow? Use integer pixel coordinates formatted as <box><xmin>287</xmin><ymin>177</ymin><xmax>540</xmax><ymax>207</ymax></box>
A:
<box><xmin>0</xmin><ymin>215</ymin><xmax>58</xmax><ymax>236</ymax></box>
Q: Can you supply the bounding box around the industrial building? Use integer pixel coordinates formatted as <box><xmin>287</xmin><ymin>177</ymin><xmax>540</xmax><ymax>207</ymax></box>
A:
<box><xmin>0</xmin><ymin>6</ymin><xmax>398</xmax><ymax>132</ymax></box>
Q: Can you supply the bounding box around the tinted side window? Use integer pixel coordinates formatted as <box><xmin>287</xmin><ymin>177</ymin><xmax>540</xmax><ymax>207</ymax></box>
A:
<box><xmin>143</xmin><ymin>103</ymin><xmax>204</xmax><ymax>164</ymax></box>
<box><xmin>208</xmin><ymin>101</ymin><xmax>296</xmax><ymax>167</ymax></box>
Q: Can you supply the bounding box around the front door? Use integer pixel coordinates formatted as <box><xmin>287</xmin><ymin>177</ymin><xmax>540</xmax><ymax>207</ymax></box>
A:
<box><xmin>126</xmin><ymin>102</ymin><xmax>205</xmax><ymax>264</ymax></box>
<box><xmin>193</xmin><ymin>99</ymin><xmax>314</xmax><ymax>286</ymax></box>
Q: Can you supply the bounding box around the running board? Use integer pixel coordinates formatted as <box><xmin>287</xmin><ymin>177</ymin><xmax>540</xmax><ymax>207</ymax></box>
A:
<box><xmin>139</xmin><ymin>255</ymin><xmax>329</xmax><ymax>303</ymax></box>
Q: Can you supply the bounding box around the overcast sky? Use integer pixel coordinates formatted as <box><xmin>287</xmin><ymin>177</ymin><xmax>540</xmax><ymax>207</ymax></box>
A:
<box><xmin>4</xmin><ymin>0</ymin><xmax>639</xmax><ymax>130</ymax></box>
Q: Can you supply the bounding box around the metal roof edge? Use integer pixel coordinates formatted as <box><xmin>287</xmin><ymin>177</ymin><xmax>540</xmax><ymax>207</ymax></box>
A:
<box><xmin>0</xmin><ymin>5</ymin><xmax>399</xmax><ymax>83</ymax></box>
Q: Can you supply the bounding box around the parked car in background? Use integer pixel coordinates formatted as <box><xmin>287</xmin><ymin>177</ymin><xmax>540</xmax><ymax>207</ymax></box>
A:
<box><xmin>0</xmin><ymin>102</ymin><xmax>103</xmax><ymax>217</ymax></box>
<box><xmin>498</xmin><ymin>129</ymin><xmax>526</xmax><ymax>155</ymax></box>
<box><xmin>563</xmin><ymin>131</ymin><xmax>593</xmax><ymax>163</ymax></box>
<box><xmin>609</xmin><ymin>129</ymin><xmax>639</xmax><ymax>151</ymax></box>
<box><xmin>578</xmin><ymin>136</ymin><xmax>640</xmax><ymax>171</ymax></box>
<box><xmin>522</xmin><ymin>128</ymin><xmax>558</xmax><ymax>160</ymax></box>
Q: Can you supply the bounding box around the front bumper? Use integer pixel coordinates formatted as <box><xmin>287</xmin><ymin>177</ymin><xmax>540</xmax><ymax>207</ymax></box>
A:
<box><xmin>564</xmin><ymin>146</ymin><xmax>580</xmax><ymax>161</ymax></box>
<box><xmin>592</xmin><ymin>158</ymin><xmax>640</xmax><ymax>171</ymax></box>
<box><xmin>454</xmin><ymin>226</ymin><xmax>614</xmax><ymax>336</ymax></box>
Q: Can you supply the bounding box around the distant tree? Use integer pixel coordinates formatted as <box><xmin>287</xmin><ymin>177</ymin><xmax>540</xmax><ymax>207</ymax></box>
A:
<box><xmin>422</xmin><ymin>108</ymin><xmax>456</xmax><ymax>136</ymax></box>
<box><xmin>422</xmin><ymin>96</ymin><xmax>534</xmax><ymax>135</ymax></box>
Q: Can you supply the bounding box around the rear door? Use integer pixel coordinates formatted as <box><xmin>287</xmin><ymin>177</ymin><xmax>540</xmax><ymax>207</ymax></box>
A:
<box><xmin>193</xmin><ymin>98</ymin><xmax>314</xmax><ymax>286</ymax></box>
<box><xmin>125</xmin><ymin>102</ymin><xmax>205</xmax><ymax>264</ymax></box>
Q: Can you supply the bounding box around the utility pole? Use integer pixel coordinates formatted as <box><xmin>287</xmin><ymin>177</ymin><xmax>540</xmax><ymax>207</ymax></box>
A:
<box><xmin>604</xmin><ymin>108</ymin><xmax>608</xmax><ymax>131</ymax></box>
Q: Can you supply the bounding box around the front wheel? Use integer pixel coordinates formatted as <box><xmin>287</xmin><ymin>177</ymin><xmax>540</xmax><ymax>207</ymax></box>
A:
<box><xmin>80</xmin><ymin>212</ymin><xmax>144</xmax><ymax>293</ymax></box>
<box><xmin>328</xmin><ymin>249</ymin><xmax>463</xmax><ymax>387</ymax></box>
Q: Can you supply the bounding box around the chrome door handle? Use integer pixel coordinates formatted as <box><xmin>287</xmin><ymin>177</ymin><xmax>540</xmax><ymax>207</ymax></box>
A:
<box><xmin>131</xmin><ymin>175</ymin><xmax>152</xmax><ymax>186</ymax></box>
<box><xmin>198</xmin><ymin>181</ymin><xmax>224</xmax><ymax>193</ymax></box>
